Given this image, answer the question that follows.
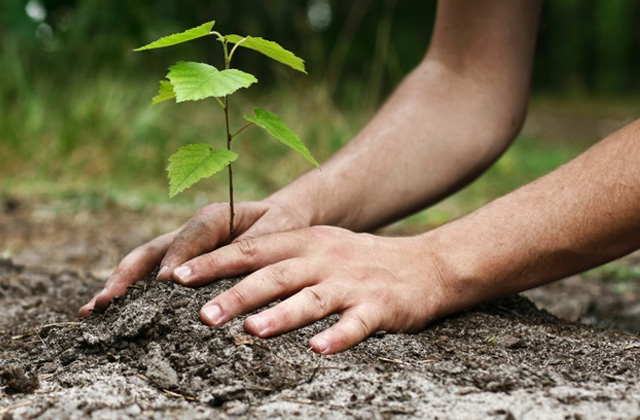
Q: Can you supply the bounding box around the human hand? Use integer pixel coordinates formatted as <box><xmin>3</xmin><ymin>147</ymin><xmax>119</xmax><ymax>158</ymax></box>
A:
<box><xmin>78</xmin><ymin>200</ymin><xmax>309</xmax><ymax>317</ymax></box>
<box><xmin>171</xmin><ymin>226</ymin><xmax>447</xmax><ymax>354</ymax></box>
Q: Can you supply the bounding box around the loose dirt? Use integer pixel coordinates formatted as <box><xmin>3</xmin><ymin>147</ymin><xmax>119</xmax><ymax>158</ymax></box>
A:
<box><xmin>1</xmin><ymin>198</ymin><xmax>640</xmax><ymax>419</ymax></box>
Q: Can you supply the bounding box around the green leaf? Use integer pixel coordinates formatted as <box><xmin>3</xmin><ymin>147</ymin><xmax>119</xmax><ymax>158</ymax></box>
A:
<box><xmin>134</xmin><ymin>21</ymin><xmax>215</xmax><ymax>51</ymax></box>
<box><xmin>152</xmin><ymin>80</ymin><xmax>176</xmax><ymax>105</ymax></box>
<box><xmin>167</xmin><ymin>62</ymin><xmax>257</xmax><ymax>102</ymax></box>
<box><xmin>167</xmin><ymin>144</ymin><xmax>238</xmax><ymax>197</ymax></box>
<box><xmin>226</xmin><ymin>35</ymin><xmax>306</xmax><ymax>74</ymax></box>
<box><xmin>244</xmin><ymin>108</ymin><xmax>319</xmax><ymax>168</ymax></box>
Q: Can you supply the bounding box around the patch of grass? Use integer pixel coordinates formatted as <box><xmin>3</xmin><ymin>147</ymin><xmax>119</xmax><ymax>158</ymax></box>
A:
<box><xmin>0</xmin><ymin>71</ymin><xmax>363</xmax><ymax>212</ymax></box>
<box><xmin>0</xmin><ymin>65</ymin><xmax>626</xmax><ymax>232</ymax></box>
<box><xmin>583</xmin><ymin>264</ymin><xmax>640</xmax><ymax>283</ymax></box>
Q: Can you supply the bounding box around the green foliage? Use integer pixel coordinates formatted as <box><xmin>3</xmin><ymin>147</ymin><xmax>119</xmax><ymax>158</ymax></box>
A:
<box><xmin>167</xmin><ymin>145</ymin><xmax>238</xmax><ymax>198</ymax></box>
<box><xmin>134</xmin><ymin>21</ymin><xmax>215</xmax><ymax>51</ymax></box>
<box><xmin>167</xmin><ymin>62</ymin><xmax>257</xmax><ymax>102</ymax></box>
<box><xmin>594</xmin><ymin>0</ymin><xmax>632</xmax><ymax>93</ymax></box>
<box><xmin>152</xmin><ymin>81</ymin><xmax>176</xmax><ymax>105</ymax></box>
<box><xmin>245</xmin><ymin>108</ymin><xmax>319</xmax><ymax>168</ymax></box>
<box><xmin>226</xmin><ymin>35</ymin><xmax>307</xmax><ymax>74</ymax></box>
<box><xmin>7</xmin><ymin>2</ymin><xmax>640</xmax><ymax>221</ymax></box>
<box><xmin>135</xmin><ymin>20</ymin><xmax>317</xmax><ymax>236</ymax></box>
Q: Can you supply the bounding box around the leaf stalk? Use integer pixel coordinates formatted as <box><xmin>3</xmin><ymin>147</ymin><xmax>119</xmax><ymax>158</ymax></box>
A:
<box><xmin>228</xmin><ymin>37</ymin><xmax>249</xmax><ymax>63</ymax></box>
<box><xmin>231</xmin><ymin>122</ymin><xmax>253</xmax><ymax>139</ymax></box>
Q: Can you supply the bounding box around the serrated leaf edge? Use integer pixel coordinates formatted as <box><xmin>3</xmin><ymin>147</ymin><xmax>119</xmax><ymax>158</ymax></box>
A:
<box><xmin>134</xmin><ymin>21</ymin><xmax>215</xmax><ymax>51</ymax></box>
<box><xmin>151</xmin><ymin>80</ymin><xmax>176</xmax><ymax>105</ymax></box>
<box><xmin>226</xmin><ymin>34</ymin><xmax>307</xmax><ymax>74</ymax></box>
<box><xmin>167</xmin><ymin>62</ymin><xmax>258</xmax><ymax>102</ymax></box>
<box><xmin>167</xmin><ymin>145</ymin><xmax>238</xmax><ymax>197</ymax></box>
<box><xmin>244</xmin><ymin>108</ymin><xmax>319</xmax><ymax>168</ymax></box>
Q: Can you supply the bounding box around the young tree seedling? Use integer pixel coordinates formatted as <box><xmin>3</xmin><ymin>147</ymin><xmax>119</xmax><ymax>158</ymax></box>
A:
<box><xmin>135</xmin><ymin>21</ymin><xmax>319</xmax><ymax>240</ymax></box>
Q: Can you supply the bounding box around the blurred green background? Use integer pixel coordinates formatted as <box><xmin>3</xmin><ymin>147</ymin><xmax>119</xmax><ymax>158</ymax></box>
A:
<box><xmin>2</xmin><ymin>0</ymin><xmax>640</xmax><ymax>229</ymax></box>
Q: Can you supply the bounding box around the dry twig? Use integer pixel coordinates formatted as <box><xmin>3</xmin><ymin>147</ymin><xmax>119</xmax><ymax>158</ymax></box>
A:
<box><xmin>378</xmin><ymin>356</ymin><xmax>406</xmax><ymax>365</ymax></box>
<box><xmin>163</xmin><ymin>389</ymin><xmax>199</xmax><ymax>402</ymax></box>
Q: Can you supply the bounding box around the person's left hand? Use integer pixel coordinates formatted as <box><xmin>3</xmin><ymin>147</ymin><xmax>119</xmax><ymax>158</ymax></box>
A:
<box><xmin>171</xmin><ymin>225</ymin><xmax>447</xmax><ymax>354</ymax></box>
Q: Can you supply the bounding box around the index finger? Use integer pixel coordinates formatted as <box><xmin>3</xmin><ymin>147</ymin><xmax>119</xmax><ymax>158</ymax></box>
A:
<box><xmin>156</xmin><ymin>203</ymin><xmax>268</xmax><ymax>281</ymax></box>
<box><xmin>78</xmin><ymin>230</ymin><xmax>176</xmax><ymax>317</ymax></box>
<box><xmin>172</xmin><ymin>230</ymin><xmax>310</xmax><ymax>287</ymax></box>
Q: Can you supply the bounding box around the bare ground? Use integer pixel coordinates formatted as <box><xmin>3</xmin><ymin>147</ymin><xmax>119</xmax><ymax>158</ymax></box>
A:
<box><xmin>1</xmin><ymin>196</ymin><xmax>640</xmax><ymax>419</ymax></box>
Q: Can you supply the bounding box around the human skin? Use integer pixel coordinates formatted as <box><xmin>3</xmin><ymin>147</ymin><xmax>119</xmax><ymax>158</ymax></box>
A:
<box><xmin>80</xmin><ymin>0</ymin><xmax>640</xmax><ymax>354</ymax></box>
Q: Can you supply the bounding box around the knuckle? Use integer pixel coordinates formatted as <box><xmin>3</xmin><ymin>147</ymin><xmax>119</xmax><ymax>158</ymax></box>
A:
<box><xmin>187</xmin><ymin>219</ymin><xmax>210</xmax><ymax>238</ymax></box>
<box><xmin>309</xmin><ymin>225</ymin><xmax>332</xmax><ymax>234</ymax></box>
<box><xmin>235</xmin><ymin>238</ymin><xmax>258</xmax><ymax>259</ymax></box>
<box><xmin>173</xmin><ymin>220</ymin><xmax>216</xmax><ymax>252</ymax></box>
<box><xmin>304</xmin><ymin>225</ymin><xmax>336</xmax><ymax>239</ymax></box>
<box><xmin>344</xmin><ymin>310</ymin><xmax>377</xmax><ymax>338</ymax></box>
<box><xmin>196</xmin><ymin>202</ymin><xmax>226</xmax><ymax>218</ymax></box>
<box><xmin>262</xmin><ymin>264</ymin><xmax>289</xmax><ymax>290</ymax></box>
<box><xmin>350</xmin><ymin>314</ymin><xmax>371</xmax><ymax>337</ymax></box>
<box><xmin>303</xmin><ymin>287</ymin><xmax>327</xmax><ymax>313</ymax></box>
<box><xmin>203</xmin><ymin>252</ymin><xmax>219</xmax><ymax>271</ymax></box>
<box><xmin>191</xmin><ymin>204</ymin><xmax>229</xmax><ymax>232</ymax></box>
<box><xmin>187</xmin><ymin>205</ymin><xmax>225</xmax><ymax>235</ymax></box>
<box><xmin>226</xmin><ymin>286</ymin><xmax>249</xmax><ymax>308</ymax></box>
<box><xmin>356</xmin><ymin>232</ymin><xmax>378</xmax><ymax>247</ymax></box>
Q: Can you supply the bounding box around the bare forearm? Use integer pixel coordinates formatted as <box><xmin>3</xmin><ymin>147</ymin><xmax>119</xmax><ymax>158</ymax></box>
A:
<box><xmin>267</xmin><ymin>66</ymin><xmax>520</xmax><ymax>230</ymax></box>
<box><xmin>266</xmin><ymin>0</ymin><xmax>541</xmax><ymax>231</ymax></box>
<box><xmin>428</xmin><ymin>118</ymin><xmax>640</xmax><ymax>316</ymax></box>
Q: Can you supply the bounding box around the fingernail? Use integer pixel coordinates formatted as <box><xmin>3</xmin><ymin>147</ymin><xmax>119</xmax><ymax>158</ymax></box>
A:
<box><xmin>173</xmin><ymin>265</ymin><xmax>192</xmax><ymax>282</ymax></box>
<box><xmin>247</xmin><ymin>316</ymin><xmax>270</xmax><ymax>336</ymax></box>
<box><xmin>201</xmin><ymin>304</ymin><xmax>224</xmax><ymax>325</ymax></box>
<box><xmin>156</xmin><ymin>265</ymin><xmax>169</xmax><ymax>280</ymax></box>
<box><xmin>311</xmin><ymin>336</ymin><xmax>330</xmax><ymax>354</ymax></box>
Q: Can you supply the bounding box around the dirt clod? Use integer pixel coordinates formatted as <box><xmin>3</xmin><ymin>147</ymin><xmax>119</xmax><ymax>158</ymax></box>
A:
<box><xmin>0</xmin><ymin>365</ymin><xmax>39</xmax><ymax>394</ymax></box>
<box><xmin>1</xmin><ymin>261</ymin><xmax>640</xmax><ymax>419</ymax></box>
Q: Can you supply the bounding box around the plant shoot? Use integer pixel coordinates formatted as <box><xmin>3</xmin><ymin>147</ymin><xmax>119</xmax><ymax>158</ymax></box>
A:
<box><xmin>134</xmin><ymin>21</ymin><xmax>319</xmax><ymax>239</ymax></box>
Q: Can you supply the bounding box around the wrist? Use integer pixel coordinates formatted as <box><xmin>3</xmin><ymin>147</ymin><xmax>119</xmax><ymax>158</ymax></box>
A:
<box><xmin>418</xmin><ymin>222</ymin><xmax>499</xmax><ymax>319</ymax></box>
<box><xmin>262</xmin><ymin>170</ymin><xmax>339</xmax><ymax>228</ymax></box>
<box><xmin>261</xmin><ymin>189</ymin><xmax>317</xmax><ymax>230</ymax></box>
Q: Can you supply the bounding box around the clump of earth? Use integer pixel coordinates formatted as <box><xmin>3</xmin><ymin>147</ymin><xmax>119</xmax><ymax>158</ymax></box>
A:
<box><xmin>2</xmin><ymin>256</ymin><xmax>640</xmax><ymax>420</ymax></box>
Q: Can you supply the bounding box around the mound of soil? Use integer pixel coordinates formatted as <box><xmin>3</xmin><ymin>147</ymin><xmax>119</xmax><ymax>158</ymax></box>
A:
<box><xmin>1</xmin><ymin>258</ymin><xmax>640</xmax><ymax>419</ymax></box>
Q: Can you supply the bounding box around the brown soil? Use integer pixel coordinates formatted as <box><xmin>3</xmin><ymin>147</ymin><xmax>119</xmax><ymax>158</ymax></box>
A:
<box><xmin>1</xmin><ymin>197</ymin><xmax>640</xmax><ymax>419</ymax></box>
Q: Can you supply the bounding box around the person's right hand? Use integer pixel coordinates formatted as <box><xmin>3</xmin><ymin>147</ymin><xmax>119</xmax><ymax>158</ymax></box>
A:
<box><xmin>78</xmin><ymin>200</ymin><xmax>309</xmax><ymax>317</ymax></box>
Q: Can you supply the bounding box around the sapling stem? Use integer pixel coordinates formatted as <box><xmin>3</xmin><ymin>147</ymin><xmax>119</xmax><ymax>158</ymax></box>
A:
<box><xmin>224</xmin><ymin>95</ymin><xmax>235</xmax><ymax>242</ymax></box>
<box><xmin>136</xmin><ymin>21</ymin><xmax>316</xmax><ymax>215</ymax></box>
<box><xmin>222</xmin><ymin>39</ymin><xmax>236</xmax><ymax>242</ymax></box>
